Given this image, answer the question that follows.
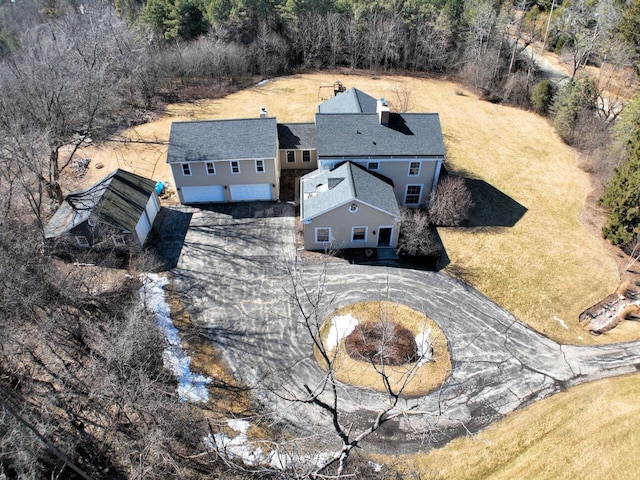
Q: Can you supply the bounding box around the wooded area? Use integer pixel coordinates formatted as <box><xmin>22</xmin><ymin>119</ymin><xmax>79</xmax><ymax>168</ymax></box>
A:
<box><xmin>0</xmin><ymin>0</ymin><xmax>639</xmax><ymax>477</ymax></box>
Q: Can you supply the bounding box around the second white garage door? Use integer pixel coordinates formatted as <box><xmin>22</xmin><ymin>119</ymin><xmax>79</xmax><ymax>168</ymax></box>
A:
<box><xmin>182</xmin><ymin>185</ymin><xmax>225</xmax><ymax>203</ymax></box>
<box><xmin>230</xmin><ymin>183</ymin><xmax>272</xmax><ymax>201</ymax></box>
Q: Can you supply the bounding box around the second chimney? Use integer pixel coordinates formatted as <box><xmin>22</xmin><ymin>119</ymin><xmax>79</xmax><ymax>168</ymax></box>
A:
<box><xmin>377</xmin><ymin>98</ymin><xmax>390</xmax><ymax>126</ymax></box>
<box><xmin>260</xmin><ymin>106</ymin><xmax>268</xmax><ymax>118</ymax></box>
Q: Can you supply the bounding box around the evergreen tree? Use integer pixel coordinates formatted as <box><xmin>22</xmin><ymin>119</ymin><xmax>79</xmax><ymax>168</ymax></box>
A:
<box><xmin>602</xmin><ymin>94</ymin><xmax>640</xmax><ymax>246</ymax></box>
<box><xmin>602</xmin><ymin>129</ymin><xmax>640</xmax><ymax>246</ymax></box>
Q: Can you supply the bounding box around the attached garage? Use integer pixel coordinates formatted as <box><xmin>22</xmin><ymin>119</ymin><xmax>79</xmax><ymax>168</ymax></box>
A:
<box><xmin>230</xmin><ymin>183</ymin><xmax>273</xmax><ymax>201</ymax></box>
<box><xmin>182</xmin><ymin>185</ymin><xmax>225</xmax><ymax>203</ymax></box>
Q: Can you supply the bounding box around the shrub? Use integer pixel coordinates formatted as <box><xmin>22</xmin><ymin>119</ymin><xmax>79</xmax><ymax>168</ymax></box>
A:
<box><xmin>530</xmin><ymin>79</ymin><xmax>553</xmax><ymax>114</ymax></box>
<box><xmin>397</xmin><ymin>208</ymin><xmax>440</xmax><ymax>258</ymax></box>
<box><xmin>429</xmin><ymin>174</ymin><xmax>474</xmax><ymax>226</ymax></box>
<box><xmin>345</xmin><ymin>321</ymin><xmax>417</xmax><ymax>366</ymax></box>
<box><xmin>551</xmin><ymin>78</ymin><xmax>597</xmax><ymax>144</ymax></box>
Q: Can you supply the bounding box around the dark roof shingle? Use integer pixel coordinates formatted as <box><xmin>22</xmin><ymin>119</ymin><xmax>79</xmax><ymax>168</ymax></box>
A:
<box><xmin>315</xmin><ymin>112</ymin><xmax>445</xmax><ymax>158</ymax></box>
<box><xmin>301</xmin><ymin>162</ymin><xmax>399</xmax><ymax>220</ymax></box>
<box><xmin>167</xmin><ymin>118</ymin><xmax>277</xmax><ymax>163</ymax></box>
<box><xmin>317</xmin><ymin>88</ymin><xmax>378</xmax><ymax>113</ymax></box>
<box><xmin>277</xmin><ymin>123</ymin><xmax>317</xmax><ymax>150</ymax></box>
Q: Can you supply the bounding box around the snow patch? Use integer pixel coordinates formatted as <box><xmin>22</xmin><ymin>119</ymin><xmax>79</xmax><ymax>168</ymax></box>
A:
<box><xmin>415</xmin><ymin>328</ymin><xmax>433</xmax><ymax>366</ymax></box>
<box><xmin>206</xmin><ymin>419</ymin><xmax>334</xmax><ymax>471</ymax></box>
<box><xmin>140</xmin><ymin>273</ymin><xmax>211</xmax><ymax>402</ymax></box>
<box><xmin>553</xmin><ymin>316</ymin><xmax>568</xmax><ymax>329</ymax></box>
<box><xmin>326</xmin><ymin>314</ymin><xmax>359</xmax><ymax>350</ymax></box>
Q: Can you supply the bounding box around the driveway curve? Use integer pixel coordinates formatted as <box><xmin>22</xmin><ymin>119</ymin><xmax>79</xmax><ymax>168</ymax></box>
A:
<box><xmin>169</xmin><ymin>203</ymin><xmax>640</xmax><ymax>454</ymax></box>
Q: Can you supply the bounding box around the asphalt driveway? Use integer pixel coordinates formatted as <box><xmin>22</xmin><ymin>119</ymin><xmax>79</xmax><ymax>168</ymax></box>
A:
<box><xmin>169</xmin><ymin>203</ymin><xmax>640</xmax><ymax>454</ymax></box>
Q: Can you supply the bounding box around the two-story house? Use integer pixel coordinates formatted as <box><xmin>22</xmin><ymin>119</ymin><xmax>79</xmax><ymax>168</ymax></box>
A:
<box><xmin>166</xmin><ymin>86</ymin><xmax>446</xmax><ymax>251</ymax></box>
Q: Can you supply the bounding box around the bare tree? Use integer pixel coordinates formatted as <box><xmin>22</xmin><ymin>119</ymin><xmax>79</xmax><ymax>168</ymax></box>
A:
<box><xmin>429</xmin><ymin>174</ymin><xmax>474</xmax><ymax>227</ymax></box>
<box><xmin>0</xmin><ymin>7</ymin><xmax>143</xmax><ymax>212</ymax></box>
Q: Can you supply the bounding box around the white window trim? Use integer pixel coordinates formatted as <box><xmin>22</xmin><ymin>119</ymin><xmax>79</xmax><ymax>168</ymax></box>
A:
<box><xmin>181</xmin><ymin>163</ymin><xmax>192</xmax><ymax>176</ymax></box>
<box><xmin>315</xmin><ymin>227</ymin><xmax>331</xmax><ymax>244</ymax></box>
<box><xmin>286</xmin><ymin>150</ymin><xmax>296</xmax><ymax>163</ymax></box>
<box><xmin>230</xmin><ymin>160</ymin><xmax>241</xmax><ymax>174</ymax></box>
<box><xmin>302</xmin><ymin>150</ymin><xmax>311</xmax><ymax>163</ymax></box>
<box><xmin>351</xmin><ymin>226</ymin><xmax>367</xmax><ymax>242</ymax></box>
<box><xmin>408</xmin><ymin>161</ymin><xmax>421</xmax><ymax>176</ymax></box>
<box><xmin>368</xmin><ymin>161</ymin><xmax>379</xmax><ymax>171</ymax></box>
<box><xmin>404</xmin><ymin>184</ymin><xmax>423</xmax><ymax>206</ymax></box>
<box><xmin>205</xmin><ymin>162</ymin><xmax>216</xmax><ymax>175</ymax></box>
<box><xmin>76</xmin><ymin>235</ymin><xmax>90</xmax><ymax>248</ymax></box>
<box><xmin>255</xmin><ymin>159</ymin><xmax>265</xmax><ymax>173</ymax></box>
<box><xmin>112</xmin><ymin>235</ymin><xmax>127</xmax><ymax>246</ymax></box>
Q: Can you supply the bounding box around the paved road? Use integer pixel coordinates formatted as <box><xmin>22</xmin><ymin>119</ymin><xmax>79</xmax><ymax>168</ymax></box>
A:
<box><xmin>168</xmin><ymin>204</ymin><xmax>640</xmax><ymax>454</ymax></box>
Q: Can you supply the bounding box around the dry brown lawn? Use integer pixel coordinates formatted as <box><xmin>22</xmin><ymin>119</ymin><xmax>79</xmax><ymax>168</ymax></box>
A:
<box><xmin>315</xmin><ymin>301</ymin><xmax>451</xmax><ymax>397</ymax></box>
<box><xmin>394</xmin><ymin>372</ymin><xmax>640</xmax><ymax>480</ymax></box>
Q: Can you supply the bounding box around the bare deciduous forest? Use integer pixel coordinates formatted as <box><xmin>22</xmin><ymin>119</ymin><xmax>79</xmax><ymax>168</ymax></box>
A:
<box><xmin>1</xmin><ymin>0</ymin><xmax>639</xmax><ymax>478</ymax></box>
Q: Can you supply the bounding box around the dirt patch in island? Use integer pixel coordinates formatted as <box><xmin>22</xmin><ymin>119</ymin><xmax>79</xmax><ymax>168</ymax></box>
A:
<box><xmin>315</xmin><ymin>301</ymin><xmax>451</xmax><ymax>398</ymax></box>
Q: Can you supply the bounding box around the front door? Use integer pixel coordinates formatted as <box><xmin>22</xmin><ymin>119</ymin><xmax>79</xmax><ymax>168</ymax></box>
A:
<box><xmin>378</xmin><ymin>227</ymin><xmax>393</xmax><ymax>247</ymax></box>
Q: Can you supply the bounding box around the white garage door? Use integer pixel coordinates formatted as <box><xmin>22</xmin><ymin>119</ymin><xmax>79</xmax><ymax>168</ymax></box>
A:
<box><xmin>135</xmin><ymin>213</ymin><xmax>152</xmax><ymax>245</ymax></box>
<box><xmin>230</xmin><ymin>183</ymin><xmax>272</xmax><ymax>201</ymax></box>
<box><xmin>182</xmin><ymin>185</ymin><xmax>225</xmax><ymax>203</ymax></box>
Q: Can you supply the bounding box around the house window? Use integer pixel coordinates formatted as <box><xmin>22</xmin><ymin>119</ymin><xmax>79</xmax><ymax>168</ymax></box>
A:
<box><xmin>286</xmin><ymin>151</ymin><xmax>295</xmax><ymax>163</ymax></box>
<box><xmin>302</xmin><ymin>150</ymin><xmax>311</xmax><ymax>163</ymax></box>
<box><xmin>405</xmin><ymin>185</ymin><xmax>422</xmax><ymax>205</ymax></box>
<box><xmin>315</xmin><ymin>227</ymin><xmax>331</xmax><ymax>243</ymax></box>
<box><xmin>256</xmin><ymin>160</ymin><xmax>265</xmax><ymax>173</ymax></box>
<box><xmin>352</xmin><ymin>227</ymin><xmax>367</xmax><ymax>242</ymax></box>
<box><xmin>113</xmin><ymin>235</ymin><xmax>127</xmax><ymax>246</ymax></box>
<box><xmin>408</xmin><ymin>161</ymin><xmax>421</xmax><ymax>176</ymax></box>
<box><xmin>206</xmin><ymin>162</ymin><xmax>215</xmax><ymax>175</ymax></box>
<box><xmin>231</xmin><ymin>161</ymin><xmax>240</xmax><ymax>174</ymax></box>
<box><xmin>76</xmin><ymin>236</ymin><xmax>89</xmax><ymax>248</ymax></box>
<box><xmin>181</xmin><ymin>163</ymin><xmax>191</xmax><ymax>176</ymax></box>
<box><xmin>368</xmin><ymin>161</ymin><xmax>379</xmax><ymax>171</ymax></box>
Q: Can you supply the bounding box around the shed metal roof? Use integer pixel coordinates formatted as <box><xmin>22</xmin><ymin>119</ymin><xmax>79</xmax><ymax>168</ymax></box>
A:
<box><xmin>301</xmin><ymin>162</ymin><xmax>399</xmax><ymax>220</ymax></box>
<box><xmin>44</xmin><ymin>169</ymin><xmax>156</xmax><ymax>238</ymax></box>
<box><xmin>167</xmin><ymin>118</ymin><xmax>277</xmax><ymax>163</ymax></box>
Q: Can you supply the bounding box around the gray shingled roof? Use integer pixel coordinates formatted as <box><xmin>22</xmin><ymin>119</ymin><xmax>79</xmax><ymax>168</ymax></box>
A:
<box><xmin>277</xmin><ymin>123</ymin><xmax>317</xmax><ymax>150</ymax></box>
<box><xmin>167</xmin><ymin>118</ymin><xmax>277</xmax><ymax>163</ymax></box>
<box><xmin>301</xmin><ymin>162</ymin><xmax>399</xmax><ymax>220</ymax></box>
<box><xmin>315</xmin><ymin>112</ymin><xmax>445</xmax><ymax>158</ymax></box>
<box><xmin>317</xmin><ymin>87</ymin><xmax>378</xmax><ymax>113</ymax></box>
<box><xmin>44</xmin><ymin>169</ymin><xmax>156</xmax><ymax>238</ymax></box>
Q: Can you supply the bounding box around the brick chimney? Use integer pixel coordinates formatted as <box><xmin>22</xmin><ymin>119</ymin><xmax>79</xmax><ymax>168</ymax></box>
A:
<box><xmin>377</xmin><ymin>98</ymin><xmax>390</xmax><ymax>126</ymax></box>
